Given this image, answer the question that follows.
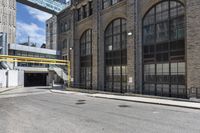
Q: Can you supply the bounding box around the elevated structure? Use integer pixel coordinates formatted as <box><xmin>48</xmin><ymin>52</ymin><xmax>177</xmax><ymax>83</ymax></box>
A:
<box><xmin>16</xmin><ymin>0</ymin><xmax>70</xmax><ymax>14</ymax></box>
<box><xmin>0</xmin><ymin>54</ymin><xmax>70</xmax><ymax>87</ymax></box>
<box><xmin>8</xmin><ymin>43</ymin><xmax>70</xmax><ymax>86</ymax></box>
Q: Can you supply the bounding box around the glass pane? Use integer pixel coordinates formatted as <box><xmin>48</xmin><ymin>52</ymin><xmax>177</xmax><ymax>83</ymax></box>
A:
<box><xmin>113</xmin><ymin>34</ymin><xmax>120</xmax><ymax>50</ymax></box>
<box><xmin>171</xmin><ymin>63</ymin><xmax>178</xmax><ymax>74</ymax></box>
<box><xmin>178</xmin><ymin>62</ymin><xmax>185</xmax><ymax>74</ymax></box>
<box><xmin>149</xmin><ymin>84</ymin><xmax>155</xmax><ymax>95</ymax></box>
<box><xmin>156</xmin><ymin>22</ymin><xmax>169</xmax><ymax>42</ymax></box>
<box><xmin>143</xmin><ymin>25</ymin><xmax>155</xmax><ymax>45</ymax></box>
<box><xmin>163</xmin><ymin>84</ymin><xmax>169</xmax><ymax>96</ymax></box>
<box><xmin>157</xmin><ymin>84</ymin><xmax>163</xmax><ymax>96</ymax></box>
<box><xmin>171</xmin><ymin>85</ymin><xmax>178</xmax><ymax>96</ymax></box>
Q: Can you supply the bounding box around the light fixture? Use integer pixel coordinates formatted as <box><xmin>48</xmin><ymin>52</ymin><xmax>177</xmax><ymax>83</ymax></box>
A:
<box><xmin>128</xmin><ymin>32</ymin><xmax>132</xmax><ymax>36</ymax></box>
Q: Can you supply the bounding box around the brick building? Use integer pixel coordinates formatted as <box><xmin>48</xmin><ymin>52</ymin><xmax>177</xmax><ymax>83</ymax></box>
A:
<box><xmin>48</xmin><ymin>0</ymin><xmax>200</xmax><ymax>99</ymax></box>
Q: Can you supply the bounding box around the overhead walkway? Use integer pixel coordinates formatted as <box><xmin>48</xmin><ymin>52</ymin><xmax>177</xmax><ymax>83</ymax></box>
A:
<box><xmin>16</xmin><ymin>0</ymin><xmax>70</xmax><ymax>14</ymax></box>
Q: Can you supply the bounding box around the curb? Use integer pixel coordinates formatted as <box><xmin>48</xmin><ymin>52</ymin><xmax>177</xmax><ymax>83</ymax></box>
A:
<box><xmin>62</xmin><ymin>88</ymin><xmax>200</xmax><ymax>103</ymax></box>
<box><xmin>50</xmin><ymin>89</ymin><xmax>91</xmax><ymax>96</ymax></box>
<box><xmin>50</xmin><ymin>89</ymin><xmax>200</xmax><ymax>110</ymax></box>
<box><xmin>0</xmin><ymin>87</ymin><xmax>18</xmax><ymax>94</ymax></box>
<box><xmin>92</xmin><ymin>95</ymin><xmax>200</xmax><ymax>110</ymax></box>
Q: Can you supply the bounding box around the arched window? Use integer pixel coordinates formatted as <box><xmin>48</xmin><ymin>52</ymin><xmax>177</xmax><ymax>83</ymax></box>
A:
<box><xmin>63</xmin><ymin>39</ymin><xmax>68</xmax><ymax>49</ymax></box>
<box><xmin>80</xmin><ymin>29</ymin><xmax>92</xmax><ymax>89</ymax></box>
<box><xmin>142</xmin><ymin>0</ymin><xmax>186</xmax><ymax>98</ymax></box>
<box><xmin>104</xmin><ymin>18</ymin><xmax>127</xmax><ymax>93</ymax></box>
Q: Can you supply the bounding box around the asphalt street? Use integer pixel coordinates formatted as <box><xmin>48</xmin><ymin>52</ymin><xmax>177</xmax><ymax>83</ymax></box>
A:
<box><xmin>0</xmin><ymin>87</ymin><xmax>200</xmax><ymax>133</ymax></box>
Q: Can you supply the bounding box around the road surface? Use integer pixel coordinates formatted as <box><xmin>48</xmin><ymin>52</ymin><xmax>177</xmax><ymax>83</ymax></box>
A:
<box><xmin>0</xmin><ymin>87</ymin><xmax>199</xmax><ymax>133</ymax></box>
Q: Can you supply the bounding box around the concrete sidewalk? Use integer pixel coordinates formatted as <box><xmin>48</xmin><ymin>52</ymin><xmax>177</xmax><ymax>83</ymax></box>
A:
<box><xmin>51</xmin><ymin>89</ymin><xmax>200</xmax><ymax>110</ymax></box>
<box><xmin>0</xmin><ymin>87</ymin><xmax>18</xmax><ymax>93</ymax></box>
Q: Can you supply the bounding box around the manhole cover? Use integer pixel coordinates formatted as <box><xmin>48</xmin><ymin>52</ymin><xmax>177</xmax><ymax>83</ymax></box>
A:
<box><xmin>76</xmin><ymin>102</ymin><xmax>86</xmax><ymax>105</ymax></box>
<box><xmin>118</xmin><ymin>105</ymin><xmax>131</xmax><ymax>108</ymax></box>
<box><xmin>77</xmin><ymin>100</ymin><xmax>86</xmax><ymax>102</ymax></box>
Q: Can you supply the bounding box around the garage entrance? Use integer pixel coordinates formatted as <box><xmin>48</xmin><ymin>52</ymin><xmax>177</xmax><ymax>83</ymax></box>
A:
<box><xmin>24</xmin><ymin>73</ymin><xmax>48</xmax><ymax>87</ymax></box>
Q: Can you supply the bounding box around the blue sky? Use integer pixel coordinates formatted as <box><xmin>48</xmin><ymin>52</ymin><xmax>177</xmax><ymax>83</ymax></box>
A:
<box><xmin>16</xmin><ymin>2</ymin><xmax>52</xmax><ymax>47</ymax></box>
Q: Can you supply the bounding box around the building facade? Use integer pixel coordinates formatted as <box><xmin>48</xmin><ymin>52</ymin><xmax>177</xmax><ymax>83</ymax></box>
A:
<box><xmin>0</xmin><ymin>0</ymin><xmax>16</xmax><ymax>44</ymax></box>
<box><xmin>46</xmin><ymin>15</ymin><xmax>58</xmax><ymax>50</ymax></box>
<box><xmin>8</xmin><ymin>43</ymin><xmax>63</xmax><ymax>87</ymax></box>
<box><xmin>51</xmin><ymin>0</ymin><xmax>200</xmax><ymax>99</ymax></box>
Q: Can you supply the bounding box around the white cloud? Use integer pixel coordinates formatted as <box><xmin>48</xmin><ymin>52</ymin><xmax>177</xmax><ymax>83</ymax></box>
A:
<box><xmin>26</xmin><ymin>6</ymin><xmax>52</xmax><ymax>22</ymax></box>
<box><xmin>16</xmin><ymin>22</ymin><xmax>46</xmax><ymax>46</ymax></box>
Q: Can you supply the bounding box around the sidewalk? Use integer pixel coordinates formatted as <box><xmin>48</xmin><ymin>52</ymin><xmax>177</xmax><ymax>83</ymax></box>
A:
<box><xmin>0</xmin><ymin>87</ymin><xmax>17</xmax><ymax>94</ymax></box>
<box><xmin>51</xmin><ymin>88</ymin><xmax>200</xmax><ymax>110</ymax></box>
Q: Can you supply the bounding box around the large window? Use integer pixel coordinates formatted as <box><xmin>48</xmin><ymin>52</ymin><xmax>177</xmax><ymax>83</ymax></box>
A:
<box><xmin>89</xmin><ymin>1</ymin><xmax>93</xmax><ymax>16</ymax></box>
<box><xmin>62</xmin><ymin>39</ymin><xmax>68</xmax><ymax>49</ymax></box>
<box><xmin>143</xmin><ymin>0</ymin><xmax>186</xmax><ymax>98</ymax></box>
<box><xmin>82</xmin><ymin>5</ymin><xmax>87</xmax><ymax>19</ymax></box>
<box><xmin>80</xmin><ymin>29</ymin><xmax>92</xmax><ymax>89</ymax></box>
<box><xmin>105</xmin><ymin>18</ymin><xmax>127</xmax><ymax>93</ymax></box>
<box><xmin>102</xmin><ymin>0</ymin><xmax>123</xmax><ymax>9</ymax></box>
<box><xmin>77</xmin><ymin>1</ymin><xmax>93</xmax><ymax>21</ymax></box>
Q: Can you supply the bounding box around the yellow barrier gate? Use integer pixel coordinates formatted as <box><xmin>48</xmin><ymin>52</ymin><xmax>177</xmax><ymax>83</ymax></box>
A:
<box><xmin>0</xmin><ymin>55</ymin><xmax>71</xmax><ymax>87</ymax></box>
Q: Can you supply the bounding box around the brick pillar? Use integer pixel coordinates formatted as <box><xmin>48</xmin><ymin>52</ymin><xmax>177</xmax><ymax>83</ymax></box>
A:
<box><xmin>91</xmin><ymin>0</ymin><xmax>98</xmax><ymax>90</ymax></box>
<box><xmin>186</xmin><ymin>0</ymin><xmax>200</xmax><ymax>98</ymax></box>
<box><xmin>97</xmin><ymin>0</ymin><xmax>105</xmax><ymax>91</ymax></box>
<box><xmin>126</xmin><ymin>0</ymin><xmax>135</xmax><ymax>92</ymax></box>
<box><xmin>73</xmin><ymin>38</ymin><xmax>80</xmax><ymax>88</ymax></box>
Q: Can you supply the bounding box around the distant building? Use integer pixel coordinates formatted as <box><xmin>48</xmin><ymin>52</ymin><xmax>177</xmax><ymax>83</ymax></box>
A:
<box><xmin>57</xmin><ymin>6</ymin><xmax>73</xmax><ymax>60</ymax></box>
<box><xmin>0</xmin><ymin>0</ymin><xmax>16</xmax><ymax>44</ymax></box>
<box><xmin>46</xmin><ymin>15</ymin><xmax>58</xmax><ymax>50</ymax></box>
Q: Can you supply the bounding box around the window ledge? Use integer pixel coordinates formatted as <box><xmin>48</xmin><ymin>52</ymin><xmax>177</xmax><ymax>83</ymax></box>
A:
<box><xmin>76</xmin><ymin>15</ymin><xmax>93</xmax><ymax>24</ymax></box>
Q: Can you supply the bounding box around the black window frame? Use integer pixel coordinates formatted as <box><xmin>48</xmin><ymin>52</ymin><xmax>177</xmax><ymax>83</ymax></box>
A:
<box><xmin>80</xmin><ymin>29</ymin><xmax>93</xmax><ymax>89</ymax></box>
<box><xmin>104</xmin><ymin>18</ymin><xmax>127</xmax><ymax>93</ymax></box>
<box><xmin>142</xmin><ymin>0</ymin><xmax>186</xmax><ymax>98</ymax></box>
<box><xmin>77</xmin><ymin>8</ymin><xmax>81</xmax><ymax>21</ymax></box>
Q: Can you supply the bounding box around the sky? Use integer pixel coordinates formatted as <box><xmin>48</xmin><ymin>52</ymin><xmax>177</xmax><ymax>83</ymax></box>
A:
<box><xmin>16</xmin><ymin>2</ymin><xmax>52</xmax><ymax>47</ymax></box>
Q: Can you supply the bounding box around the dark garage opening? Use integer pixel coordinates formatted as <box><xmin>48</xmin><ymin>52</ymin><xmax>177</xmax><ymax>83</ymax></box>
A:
<box><xmin>24</xmin><ymin>73</ymin><xmax>47</xmax><ymax>87</ymax></box>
